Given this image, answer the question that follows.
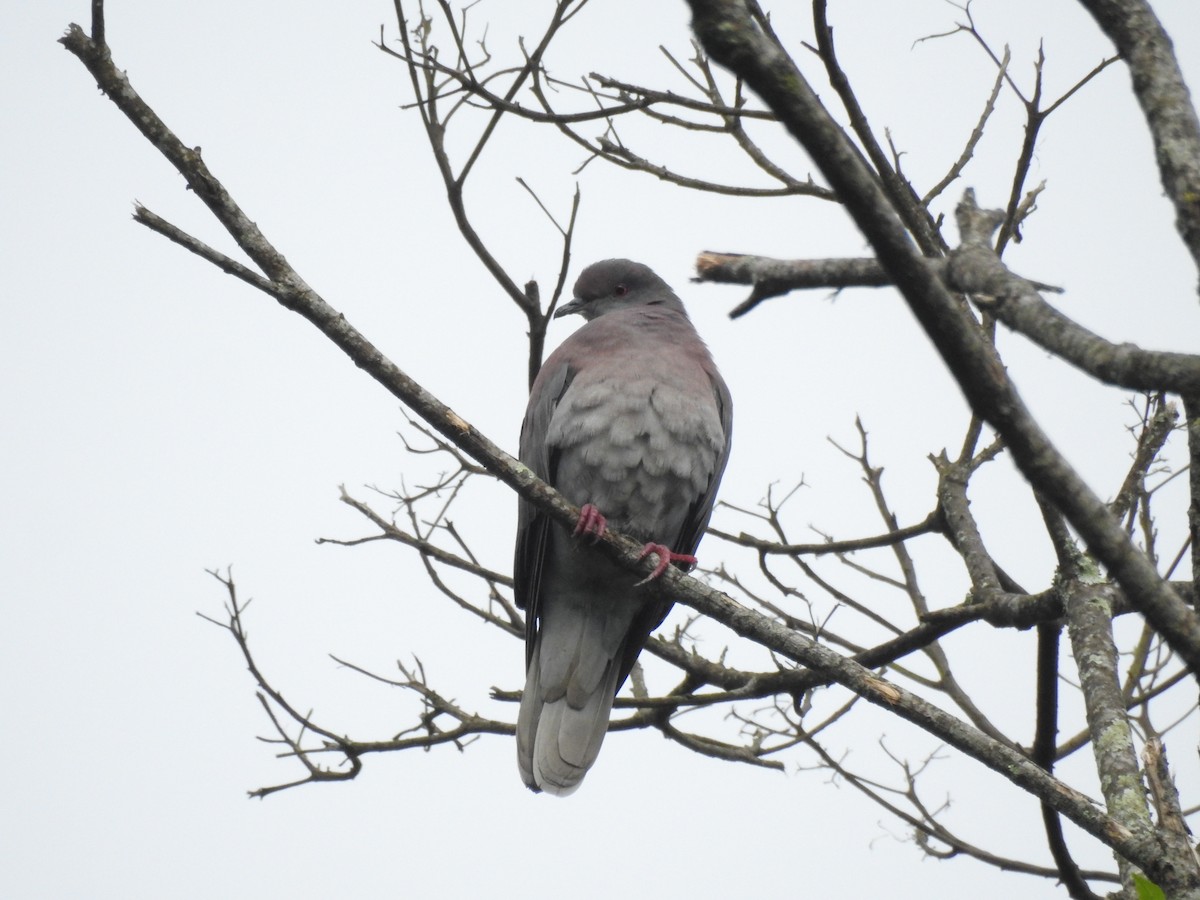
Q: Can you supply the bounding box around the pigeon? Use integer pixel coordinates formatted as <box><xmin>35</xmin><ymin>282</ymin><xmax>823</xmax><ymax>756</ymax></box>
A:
<box><xmin>514</xmin><ymin>259</ymin><xmax>732</xmax><ymax>795</ymax></box>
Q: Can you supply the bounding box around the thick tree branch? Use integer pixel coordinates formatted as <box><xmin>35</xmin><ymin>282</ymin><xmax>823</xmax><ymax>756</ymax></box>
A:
<box><xmin>949</xmin><ymin>192</ymin><xmax>1200</xmax><ymax>395</ymax></box>
<box><xmin>1076</xmin><ymin>0</ymin><xmax>1200</xmax><ymax>285</ymax></box>
<box><xmin>1186</xmin><ymin>395</ymin><xmax>1200</xmax><ymax>611</ymax></box>
<box><xmin>932</xmin><ymin>450</ymin><xmax>1010</xmax><ymax>605</ymax></box>
<box><xmin>694</xmin><ymin>249</ymin><xmax>1062</xmax><ymax>318</ymax></box>
<box><xmin>1064</xmin><ymin>581</ymin><xmax>1165</xmax><ymax>892</ymax></box>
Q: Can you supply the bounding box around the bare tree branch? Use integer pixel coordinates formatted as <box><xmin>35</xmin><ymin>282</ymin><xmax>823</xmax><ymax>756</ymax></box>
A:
<box><xmin>684</xmin><ymin>3</ymin><xmax>1200</xmax><ymax>691</ymax></box>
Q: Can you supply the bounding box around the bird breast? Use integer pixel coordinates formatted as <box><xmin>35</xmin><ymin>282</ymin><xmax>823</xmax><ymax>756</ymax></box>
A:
<box><xmin>547</xmin><ymin>363</ymin><xmax>724</xmax><ymax>541</ymax></box>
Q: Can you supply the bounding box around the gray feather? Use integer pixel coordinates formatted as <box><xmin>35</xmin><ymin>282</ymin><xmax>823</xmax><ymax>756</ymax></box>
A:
<box><xmin>514</xmin><ymin>259</ymin><xmax>732</xmax><ymax>796</ymax></box>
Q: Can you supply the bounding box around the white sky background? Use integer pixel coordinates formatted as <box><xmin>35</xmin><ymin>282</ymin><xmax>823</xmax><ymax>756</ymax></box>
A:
<box><xmin>6</xmin><ymin>1</ymin><xmax>1200</xmax><ymax>897</ymax></box>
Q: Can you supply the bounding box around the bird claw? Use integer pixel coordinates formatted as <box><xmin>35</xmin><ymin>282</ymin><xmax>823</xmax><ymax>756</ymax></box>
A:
<box><xmin>634</xmin><ymin>543</ymin><xmax>697</xmax><ymax>585</ymax></box>
<box><xmin>571</xmin><ymin>510</ymin><xmax>695</xmax><ymax>582</ymax></box>
<box><xmin>573</xmin><ymin>503</ymin><xmax>608</xmax><ymax>542</ymax></box>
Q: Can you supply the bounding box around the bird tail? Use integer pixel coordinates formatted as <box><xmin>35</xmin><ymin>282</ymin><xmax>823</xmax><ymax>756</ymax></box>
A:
<box><xmin>516</xmin><ymin>601</ymin><xmax>632</xmax><ymax>796</ymax></box>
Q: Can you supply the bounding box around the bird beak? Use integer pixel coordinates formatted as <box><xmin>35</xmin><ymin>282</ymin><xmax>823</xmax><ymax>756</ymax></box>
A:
<box><xmin>553</xmin><ymin>297</ymin><xmax>586</xmax><ymax>319</ymax></box>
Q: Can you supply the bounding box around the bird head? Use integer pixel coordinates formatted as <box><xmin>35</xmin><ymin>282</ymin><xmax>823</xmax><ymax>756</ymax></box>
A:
<box><xmin>554</xmin><ymin>258</ymin><xmax>682</xmax><ymax>321</ymax></box>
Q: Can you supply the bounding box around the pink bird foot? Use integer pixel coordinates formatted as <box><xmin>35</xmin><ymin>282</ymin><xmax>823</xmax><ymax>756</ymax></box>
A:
<box><xmin>635</xmin><ymin>542</ymin><xmax>697</xmax><ymax>584</ymax></box>
<box><xmin>573</xmin><ymin>503</ymin><xmax>608</xmax><ymax>541</ymax></box>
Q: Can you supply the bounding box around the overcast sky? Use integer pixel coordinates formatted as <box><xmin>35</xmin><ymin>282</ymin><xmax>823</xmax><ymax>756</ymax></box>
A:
<box><xmin>6</xmin><ymin>2</ymin><xmax>1200</xmax><ymax>897</ymax></box>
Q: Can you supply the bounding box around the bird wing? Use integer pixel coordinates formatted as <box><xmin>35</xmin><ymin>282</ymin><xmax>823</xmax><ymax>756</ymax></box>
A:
<box><xmin>673</xmin><ymin>366</ymin><xmax>734</xmax><ymax>557</ymax></box>
<box><xmin>514</xmin><ymin>353</ymin><xmax>575</xmax><ymax>662</ymax></box>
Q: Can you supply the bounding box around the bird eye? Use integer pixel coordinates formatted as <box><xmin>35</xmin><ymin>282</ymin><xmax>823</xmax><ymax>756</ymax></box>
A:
<box><xmin>614</xmin><ymin>283</ymin><xmax>628</xmax><ymax>296</ymax></box>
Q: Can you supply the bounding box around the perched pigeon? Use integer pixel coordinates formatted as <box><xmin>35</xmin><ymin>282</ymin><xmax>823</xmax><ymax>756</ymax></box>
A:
<box><xmin>514</xmin><ymin>259</ymin><xmax>732</xmax><ymax>795</ymax></box>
